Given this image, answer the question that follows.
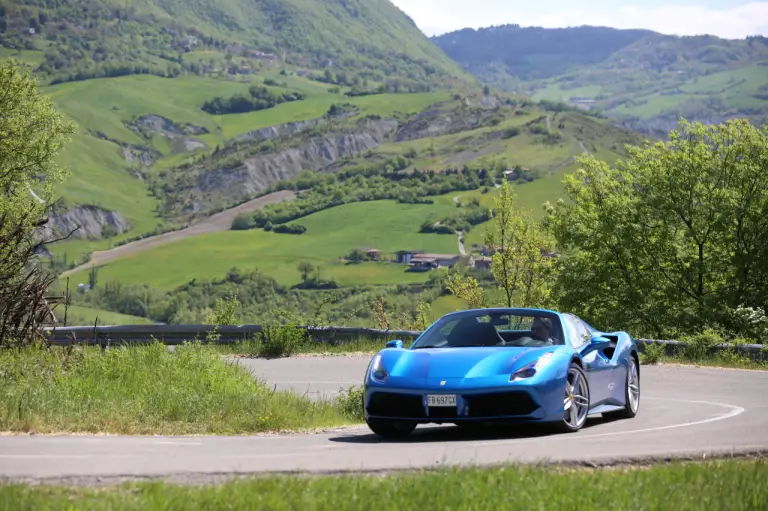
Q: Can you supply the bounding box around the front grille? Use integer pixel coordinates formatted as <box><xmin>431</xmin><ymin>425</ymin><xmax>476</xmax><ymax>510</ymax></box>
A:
<box><xmin>428</xmin><ymin>406</ymin><xmax>458</xmax><ymax>419</ymax></box>
<box><xmin>367</xmin><ymin>392</ymin><xmax>425</xmax><ymax>418</ymax></box>
<box><xmin>465</xmin><ymin>391</ymin><xmax>538</xmax><ymax>417</ymax></box>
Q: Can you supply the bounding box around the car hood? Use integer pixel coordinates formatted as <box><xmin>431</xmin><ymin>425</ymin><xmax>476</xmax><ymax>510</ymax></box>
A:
<box><xmin>379</xmin><ymin>346</ymin><xmax>561</xmax><ymax>379</ymax></box>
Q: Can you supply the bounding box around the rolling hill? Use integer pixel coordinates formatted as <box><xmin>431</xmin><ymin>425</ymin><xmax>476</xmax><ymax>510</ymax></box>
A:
<box><xmin>0</xmin><ymin>0</ymin><xmax>469</xmax><ymax>85</ymax></box>
<box><xmin>433</xmin><ymin>25</ymin><xmax>768</xmax><ymax>136</ymax></box>
<box><xmin>1</xmin><ymin>2</ymin><xmax>656</xmax><ymax>325</ymax></box>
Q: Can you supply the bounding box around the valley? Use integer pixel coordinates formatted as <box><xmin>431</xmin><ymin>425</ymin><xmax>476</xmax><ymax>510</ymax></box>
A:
<box><xmin>434</xmin><ymin>25</ymin><xmax>768</xmax><ymax>136</ymax></box>
<box><xmin>0</xmin><ymin>0</ymin><xmax>762</xmax><ymax>327</ymax></box>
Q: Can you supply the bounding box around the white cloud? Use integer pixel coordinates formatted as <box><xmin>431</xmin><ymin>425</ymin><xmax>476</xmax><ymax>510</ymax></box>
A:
<box><xmin>390</xmin><ymin>1</ymin><xmax>768</xmax><ymax>39</ymax></box>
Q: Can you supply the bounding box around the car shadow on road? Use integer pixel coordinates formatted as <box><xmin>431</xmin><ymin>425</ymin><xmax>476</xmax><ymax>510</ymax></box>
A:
<box><xmin>329</xmin><ymin>415</ymin><xmax>612</xmax><ymax>444</ymax></box>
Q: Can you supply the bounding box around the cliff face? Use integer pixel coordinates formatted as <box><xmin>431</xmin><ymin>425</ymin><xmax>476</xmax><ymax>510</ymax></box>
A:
<box><xmin>193</xmin><ymin>118</ymin><xmax>399</xmax><ymax>201</ymax></box>
<box><xmin>46</xmin><ymin>205</ymin><xmax>131</xmax><ymax>240</ymax></box>
<box><xmin>394</xmin><ymin>95</ymin><xmax>503</xmax><ymax>141</ymax></box>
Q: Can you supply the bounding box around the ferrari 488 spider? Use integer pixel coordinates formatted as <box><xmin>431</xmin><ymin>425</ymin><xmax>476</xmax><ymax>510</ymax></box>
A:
<box><xmin>363</xmin><ymin>308</ymin><xmax>640</xmax><ymax>437</ymax></box>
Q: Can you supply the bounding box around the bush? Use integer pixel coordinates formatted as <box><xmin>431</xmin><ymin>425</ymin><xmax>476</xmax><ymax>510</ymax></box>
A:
<box><xmin>679</xmin><ymin>328</ymin><xmax>723</xmax><ymax>360</ymax></box>
<box><xmin>273</xmin><ymin>223</ymin><xmax>307</xmax><ymax>235</ymax></box>
<box><xmin>641</xmin><ymin>343</ymin><xmax>665</xmax><ymax>364</ymax></box>
<box><xmin>231</xmin><ymin>213</ymin><xmax>253</xmax><ymax>230</ymax></box>
<box><xmin>257</xmin><ymin>323</ymin><xmax>307</xmax><ymax>358</ymax></box>
<box><xmin>335</xmin><ymin>385</ymin><xmax>365</xmax><ymax>422</ymax></box>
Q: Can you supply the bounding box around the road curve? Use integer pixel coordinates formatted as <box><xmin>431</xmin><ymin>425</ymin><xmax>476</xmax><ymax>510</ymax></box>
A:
<box><xmin>0</xmin><ymin>359</ymin><xmax>766</xmax><ymax>485</ymax></box>
<box><xmin>60</xmin><ymin>190</ymin><xmax>295</xmax><ymax>278</ymax></box>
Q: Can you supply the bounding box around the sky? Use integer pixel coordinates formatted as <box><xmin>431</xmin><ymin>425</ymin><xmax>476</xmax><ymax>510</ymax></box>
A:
<box><xmin>389</xmin><ymin>0</ymin><xmax>768</xmax><ymax>39</ymax></box>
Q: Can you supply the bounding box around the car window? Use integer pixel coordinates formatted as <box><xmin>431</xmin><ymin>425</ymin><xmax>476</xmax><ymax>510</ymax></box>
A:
<box><xmin>563</xmin><ymin>314</ymin><xmax>591</xmax><ymax>348</ymax></box>
<box><xmin>411</xmin><ymin>310</ymin><xmax>564</xmax><ymax>348</ymax></box>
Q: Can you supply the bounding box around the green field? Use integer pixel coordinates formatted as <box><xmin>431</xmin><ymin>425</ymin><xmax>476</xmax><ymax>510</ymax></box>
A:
<box><xmin>217</xmin><ymin>90</ymin><xmax>447</xmax><ymax>139</ymax></box>
<box><xmin>63</xmin><ymin>199</ymin><xmax>464</xmax><ymax>291</ymax></box>
<box><xmin>2</xmin><ymin>458</ymin><xmax>765</xmax><ymax>510</ymax></box>
<box><xmin>532</xmin><ymin>64</ymin><xmax>768</xmax><ymax>119</ymax></box>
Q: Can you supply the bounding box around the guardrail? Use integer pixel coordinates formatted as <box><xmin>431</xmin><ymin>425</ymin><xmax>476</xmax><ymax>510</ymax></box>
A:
<box><xmin>40</xmin><ymin>324</ymin><xmax>767</xmax><ymax>360</ymax></box>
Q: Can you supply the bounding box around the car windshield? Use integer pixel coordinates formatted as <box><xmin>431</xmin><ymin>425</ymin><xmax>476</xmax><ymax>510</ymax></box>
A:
<box><xmin>410</xmin><ymin>309</ymin><xmax>565</xmax><ymax>348</ymax></box>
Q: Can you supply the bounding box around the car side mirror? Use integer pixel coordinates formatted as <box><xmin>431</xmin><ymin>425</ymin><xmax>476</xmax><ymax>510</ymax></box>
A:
<box><xmin>386</xmin><ymin>339</ymin><xmax>404</xmax><ymax>349</ymax></box>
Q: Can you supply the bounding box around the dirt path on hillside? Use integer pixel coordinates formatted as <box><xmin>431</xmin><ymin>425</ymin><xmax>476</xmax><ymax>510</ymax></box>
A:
<box><xmin>60</xmin><ymin>190</ymin><xmax>296</xmax><ymax>278</ymax></box>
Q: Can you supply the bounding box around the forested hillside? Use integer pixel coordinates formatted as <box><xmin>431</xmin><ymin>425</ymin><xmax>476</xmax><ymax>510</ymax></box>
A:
<box><xmin>0</xmin><ymin>0</ymin><xmax>468</xmax><ymax>85</ymax></box>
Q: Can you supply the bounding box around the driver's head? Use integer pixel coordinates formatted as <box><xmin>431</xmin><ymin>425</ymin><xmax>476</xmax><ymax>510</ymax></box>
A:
<box><xmin>532</xmin><ymin>317</ymin><xmax>552</xmax><ymax>341</ymax></box>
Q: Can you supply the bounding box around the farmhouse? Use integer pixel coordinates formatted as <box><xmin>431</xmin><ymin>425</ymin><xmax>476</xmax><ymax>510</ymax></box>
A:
<box><xmin>395</xmin><ymin>250</ymin><xmax>423</xmax><ymax>264</ymax></box>
<box><xmin>408</xmin><ymin>253</ymin><xmax>460</xmax><ymax>271</ymax></box>
<box><xmin>472</xmin><ymin>256</ymin><xmax>492</xmax><ymax>270</ymax></box>
<box><xmin>365</xmin><ymin>248</ymin><xmax>382</xmax><ymax>261</ymax></box>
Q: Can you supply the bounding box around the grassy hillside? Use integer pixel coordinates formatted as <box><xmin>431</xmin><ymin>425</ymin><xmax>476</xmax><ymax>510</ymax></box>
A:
<box><xmin>433</xmin><ymin>26</ymin><xmax>768</xmax><ymax>134</ymax></box>
<box><xmin>62</xmin><ymin>105</ymin><xmax>644</xmax><ymax>293</ymax></box>
<box><xmin>0</xmin><ymin>0</ymin><xmax>468</xmax><ymax>85</ymax></box>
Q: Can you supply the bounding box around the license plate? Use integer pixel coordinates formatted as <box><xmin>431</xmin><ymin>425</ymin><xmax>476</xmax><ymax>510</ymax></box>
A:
<box><xmin>427</xmin><ymin>394</ymin><xmax>457</xmax><ymax>407</ymax></box>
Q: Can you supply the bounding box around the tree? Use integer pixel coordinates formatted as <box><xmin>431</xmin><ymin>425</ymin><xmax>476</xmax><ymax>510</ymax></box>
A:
<box><xmin>1</xmin><ymin>58</ymin><xmax>76</xmax><ymax>345</ymax></box>
<box><xmin>544</xmin><ymin>119</ymin><xmax>768</xmax><ymax>338</ymax></box>
<box><xmin>297</xmin><ymin>261</ymin><xmax>314</xmax><ymax>284</ymax></box>
<box><xmin>485</xmin><ymin>181</ymin><xmax>557</xmax><ymax>308</ymax></box>
<box><xmin>446</xmin><ymin>181</ymin><xmax>556</xmax><ymax>309</ymax></box>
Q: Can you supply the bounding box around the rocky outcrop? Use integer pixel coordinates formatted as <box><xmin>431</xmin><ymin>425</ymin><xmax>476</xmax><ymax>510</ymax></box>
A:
<box><xmin>195</xmin><ymin>118</ymin><xmax>398</xmax><ymax>200</ymax></box>
<box><xmin>124</xmin><ymin>114</ymin><xmax>209</xmax><ymax>154</ymax></box>
<box><xmin>395</xmin><ymin>96</ymin><xmax>504</xmax><ymax>142</ymax></box>
<box><xmin>230</xmin><ymin>118</ymin><xmax>323</xmax><ymax>143</ymax></box>
<box><xmin>228</xmin><ymin>110</ymin><xmax>358</xmax><ymax>144</ymax></box>
<box><xmin>46</xmin><ymin>205</ymin><xmax>131</xmax><ymax>240</ymax></box>
<box><xmin>121</xmin><ymin>146</ymin><xmax>156</xmax><ymax>167</ymax></box>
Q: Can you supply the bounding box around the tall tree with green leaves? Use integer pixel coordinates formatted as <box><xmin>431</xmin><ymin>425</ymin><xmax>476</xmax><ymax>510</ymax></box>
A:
<box><xmin>1</xmin><ymin>58</ymin><xmax>75</xmax><ymax>344</ymax></box>
<box><xmin>486</xmin><ymin>181</ymin><xmax>557</xmax><ymax>308</ymax></box>
<box><xmin>447</xmin><ymin>181</ymin><xmax>557</xmax><ymax>308</ymax></box>
<box><xmin>544</xmin><ymin>119</ymin><xmax>768</xmax><ymax>338</ymax></box>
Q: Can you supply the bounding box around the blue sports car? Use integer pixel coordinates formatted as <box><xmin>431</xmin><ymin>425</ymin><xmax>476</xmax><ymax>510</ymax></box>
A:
<box><xmin>363</xmin><ymin>308</ymin><xmax>641</xmax><ymax>437</ymax></box>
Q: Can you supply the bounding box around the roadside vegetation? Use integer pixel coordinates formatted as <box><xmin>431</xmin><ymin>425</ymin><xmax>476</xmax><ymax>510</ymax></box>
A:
<box><xmin>1</xmin><ymin>458</ymin><xmax>765</xmax><ymax>510</ymax></box>
<box><xmin>0</xmin><ymin>342</ymin><xmax>359</xmax><ymax>435</ymax></box>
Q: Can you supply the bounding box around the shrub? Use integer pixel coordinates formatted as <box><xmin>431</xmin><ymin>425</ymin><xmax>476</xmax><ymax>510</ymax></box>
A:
<box><xmin>257</xmin><ymin>323</ymin><xmax>307</xmax><ymax>358</ymax></box>
<box><xmin>273</xmin><ymin>223</ymin><xmax>307</xmax><ymax>234</ymax></box>
<box><xmin>335</xmin><ymin>385</ymin><xmax>365</xmax><ymax>422</ymax></box>
<box><xmin>641</xmin><ymin>343</ymin><xmax>665</xmax><ymax>365</ymax></box>
<box><xmin>679</xmin><ymin>328</ymin><xmax>723</xmax><ymax>360</ymax></box>
<box><xmin>231</xmin><ymin>213</ymin><xmax>253</xmax><ymax>230</ymax></box>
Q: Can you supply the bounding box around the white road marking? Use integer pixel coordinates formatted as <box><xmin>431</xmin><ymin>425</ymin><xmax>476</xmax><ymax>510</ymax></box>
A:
<box><xmin>471</xmin><ymin>397</ymin><xmax>746</xmax><ymax>447</ymax></box>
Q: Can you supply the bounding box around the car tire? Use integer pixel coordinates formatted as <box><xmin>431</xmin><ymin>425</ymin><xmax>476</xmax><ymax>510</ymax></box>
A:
<box><xmin>604</xmin><ymin>355</ymin><xmax>640</xmax><ymax>420</ymax></box>
<box><xmin>366</xmin><ymin>419</ymin><xmax>416</xmax><ymax>438</ymax></box>
<box><xmin>555</xmin><ymin>363</ymin><xmax>591</xmax><ymax>433</ymax></box>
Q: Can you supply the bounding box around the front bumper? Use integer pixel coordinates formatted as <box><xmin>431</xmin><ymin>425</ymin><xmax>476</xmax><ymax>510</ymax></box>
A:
<box><xmin>364</xmin><ymin>378</ymin><xmax>561</xmax><ymax>424</ymax></box>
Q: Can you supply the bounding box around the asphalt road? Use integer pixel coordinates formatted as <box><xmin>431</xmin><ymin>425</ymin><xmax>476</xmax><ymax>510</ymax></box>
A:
<box><xmin>1</xmin><ymin>358</ymin><xmax>767</xmax><ymax>485</ymax></box>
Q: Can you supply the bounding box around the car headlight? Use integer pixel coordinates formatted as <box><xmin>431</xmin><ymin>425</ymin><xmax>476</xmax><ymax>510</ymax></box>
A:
<box><xmin>369</xmin><ymin>354</ymin><xmax>389</xmax><ymax>383</ymax></box>
<box><xmin>510</xmin><ymin>352</ymin><xmax>554</xmax><ymax>382</ymax></box>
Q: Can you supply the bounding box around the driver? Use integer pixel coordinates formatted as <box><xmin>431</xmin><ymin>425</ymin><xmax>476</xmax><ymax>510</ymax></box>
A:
<box><xmin>531</xmin><ymin>317</ymin><xmax>556</xmax><ymax>344</ymax></box>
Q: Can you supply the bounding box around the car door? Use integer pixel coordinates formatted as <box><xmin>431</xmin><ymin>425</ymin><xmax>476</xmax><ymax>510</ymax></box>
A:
<box><xmin>563</xmin><ymin>314</ymin><xmax>612</xmax><ymax>405</ymax></box>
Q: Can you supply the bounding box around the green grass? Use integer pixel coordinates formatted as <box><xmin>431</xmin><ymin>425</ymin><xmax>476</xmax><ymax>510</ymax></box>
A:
<box><xmin>216</xmin><ymin>91</ymin><xmax>446</xmax><ymax>139</ymax></box>
<box><xmin>0</xmin><ymin>47</ymin><xmax>45</xmax><ymax>67</ymax></box>
<box><xmin>63</xmin><ymin>199</ymin><xmax>463</xmax><ymax>291</ymax></box>
<box><xmin>61</xmin><ymin>305</ymin><xmax>157</xmax><ymax>326</ymax></box>
<box><xmin>532</xmin><ymin>83</ymin><xmax>605</xmax><ymax>102</ymax></box>
<box><xmin>0</xmin><ymin>343</ymin><xmax>355</xmax><ymax>435</ymax></box>
<box><xmin>44</xmin><ymin>75</ymin><xmax>266</xmax><ymax>147</ymax></box>
<box><xmin>2</xmin><ymin>458</ymin><xmax>766</xmax><ymax>510</ymax></box>
<box><xmin>48</xmin><ymin>133</ymin><xmax>163</xmax><ymax>263</ymax></box>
